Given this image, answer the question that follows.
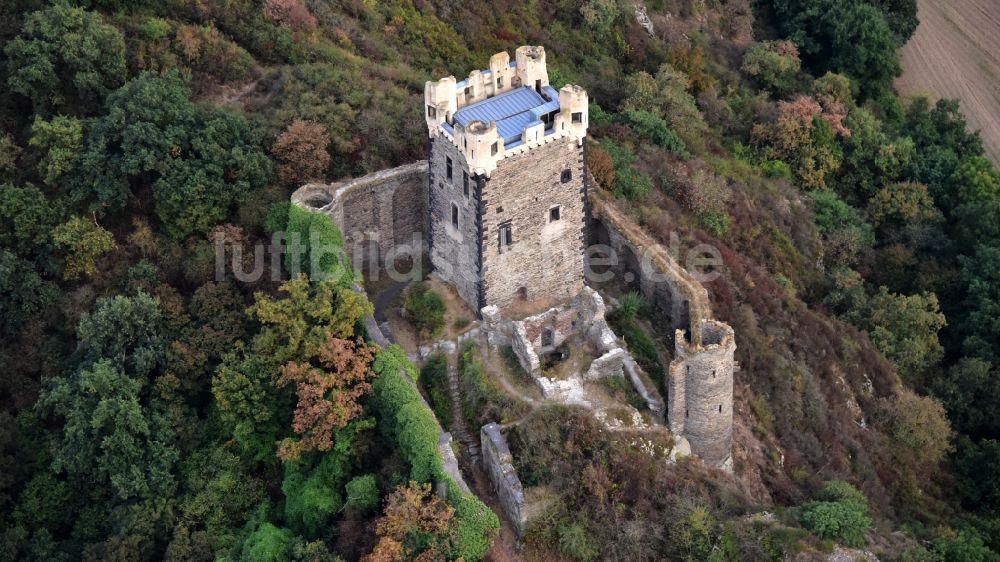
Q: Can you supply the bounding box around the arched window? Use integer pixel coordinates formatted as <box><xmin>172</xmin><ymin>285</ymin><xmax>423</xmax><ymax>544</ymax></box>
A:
<box><xmin>451</xmin><ymin>203</ymin><xmax>459</xmax><ymax>229</ymax></box>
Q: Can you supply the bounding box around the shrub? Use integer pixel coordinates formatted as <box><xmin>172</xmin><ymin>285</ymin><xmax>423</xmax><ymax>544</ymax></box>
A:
<box><xmin>405</xmin><ymin>282</ymin><xmax>446</xmax><ymax>338</ymax></box>
<box><xmin>799</xmin><ymin>481</ymin><xmax>872</xmax><ymax>547</ymax></box>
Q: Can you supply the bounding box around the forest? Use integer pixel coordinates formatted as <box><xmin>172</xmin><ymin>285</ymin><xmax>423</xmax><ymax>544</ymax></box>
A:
<box><xmin>1</xmin><ymin>0</ymin><xmax>1000</xmax><ymax>561</ymax></box>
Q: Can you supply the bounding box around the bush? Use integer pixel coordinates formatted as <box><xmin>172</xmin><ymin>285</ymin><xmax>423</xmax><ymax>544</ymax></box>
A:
<box><xmin>459</xmin><ymin>342</ymin><xmax>528</xmax><ymax>428</ymax></box>
<box><xmin>405</xmin><ymin>282</ymin><xmax>446</xmax><ymax>338</ymax></box>
<box><xmin>799</xmin><ymin>481</ymin><xmax>872</xmax><ymax>547</ymax></box>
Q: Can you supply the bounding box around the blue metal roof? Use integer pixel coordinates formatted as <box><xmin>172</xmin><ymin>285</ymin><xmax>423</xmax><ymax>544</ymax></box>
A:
<box><xmin>452</xmin><ymin>86</ymin><xmax>561</xmax><ymax>146</ymax></box>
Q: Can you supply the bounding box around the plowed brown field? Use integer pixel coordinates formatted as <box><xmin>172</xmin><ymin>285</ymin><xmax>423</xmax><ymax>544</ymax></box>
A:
<box><xmin>896</xmin><ymin>0</ymin><xmax>1000</xmax><ymax>163</ymax></box>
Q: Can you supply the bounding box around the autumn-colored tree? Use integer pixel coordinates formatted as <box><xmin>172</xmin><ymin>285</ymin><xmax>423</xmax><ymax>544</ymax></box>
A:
<box><xmin>752</xmin><ymin>94</ymin><xmax>850</xmax><ymax>189</ymax></box>
<box><xmin>277</xmin><ymin>336</ymin><xmax>376</xmax><ymax>460</ymax></box>
<box><xmin>263</xmin><ymin>0</ymin><xmax>317</xmax><ymax>32</ymax></box>
<box><xmin>272</xmin><ymin>120</ymin><xmax>331</xmax><ymax>185</ymax></box>
<box><xmin>364</xmin><ymin>481</ymin><xmax>456</xmax><ymax>562</ymax></box>
<box><xmin>586</xmin><ymin>142</ymin><xmax>615</xmax><ymax>190</ymax></box>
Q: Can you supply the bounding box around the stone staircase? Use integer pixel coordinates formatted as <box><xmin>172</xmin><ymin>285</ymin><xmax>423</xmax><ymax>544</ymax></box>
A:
<box><xmin>446</xmin><ymin>349</ymin><xmax>481</xmax><ymax>463</ymax></box>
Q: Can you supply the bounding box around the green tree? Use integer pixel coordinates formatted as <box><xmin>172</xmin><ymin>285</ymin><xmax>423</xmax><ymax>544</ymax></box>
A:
<box><xmin>404</xmin><ymin>282</ymin><xmax>445</xmax><ymax>339</ymax></box>
<box><xmin>76</xmin><ymin>292</ymin><xmax>166</xmax><ymax>377</ymax></box>
<box><xmin>741</xmin><ymin>40</ymin><xmax>802</xmax><ymax>95</ymax></box>
<box><xmin>30</xmin><ymin>116</ymin><xmax>85</xmax><ymax>187</ymax></box>
<box><xmin>52</xmin><ymin>216</ymin><xmax>115</xmax><ymax>281</ymax></box>
<box><xmin>37</xmin><ymin>359</ymin><xmax>178</xmax><ymax>504</ymax></box>
<box><xmin>4</xmin><ymin>4</ymin><xmax>126</xmax><ymax>115</ymax></box>
<box><xmin>0</xmin><ymin>251</ymin><xmax>58</xmax><ymax>335</ymax></box>
<box><xmin>932</xmin><ymin>358</ymin><xmax>1000</xmax><ymax>435</ymax></box>
<box><xmin>0</xmin><ymin>185</ymin><xmax>61</xmax><ymax>257</ymax></box>
<box><xmin>242</xmin><ymin>523</ymin><xmax>293</xmax><ymax>562</ymax></box>
<box><xmin>249</xmin><ymin>276</ymin><xmax>371</xmax><ymax>364</ymax></box>
<box><xmin>959</xmin><ymin>245</ymin><xmax>1000</xmax><ymax>365</ymax></box>
<box><xmin>72</xmin><ymin>71</ymin><xmax>272</xmax><ymax>236</ymax></box>
<box><xmin>864</xmin><ymin>287</ymin><xmax>946</xmax><ymax>385</ymax></box>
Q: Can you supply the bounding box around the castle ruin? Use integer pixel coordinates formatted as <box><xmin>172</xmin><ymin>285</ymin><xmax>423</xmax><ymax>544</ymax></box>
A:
<box><xmin>292</xmin><ymin>46</ymin><xmax>737</xmax><ymax>480</ymax></box>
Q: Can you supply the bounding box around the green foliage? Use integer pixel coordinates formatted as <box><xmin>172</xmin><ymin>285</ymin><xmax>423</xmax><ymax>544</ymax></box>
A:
<box><xmin>30</xmin><ymin>116</ymin><xmax>85</xmax><ymax>187</ymax></box>
<box><xmin>614</xmin><ymin>291</ymin><xmax>646</xmax><ymax>323</ymax></box>
<box><xmin>0</xmin><ymin>185</ymin><xmax>60</xmax><ymax>257</ymax></box>
<box><xmin>5</xmin><ymin>4</ymin><xmax>126</xmax><ymax>115</ymax></box>
<box><xmin>242</xmin><ymin>522</ymin><xmax>293</xmax><ymax>562</ymax></box>
<box><xmin>419</xmin><ymin>353</ymin><xmax>453</xmax><ymax>428</ymax></box>
<box><xmin>799</xmin><ymin>481</ymin><xmax>872</xmax><ymax>547</ymax></box>
<box><xmin>558</xmin><ymin>522</ymin><xmax>598</xmax><ymax>561</ymax></box>
<box><xmin>954</xmin><ymin>437</ymin><xmax>1000</xmax><ymax>515</ymax></box>
<box><xmin>0</xmin><ymin>251</ymin><xmax>58</xmax><ymax>335</ymax></box>
<box><xmin>864</xmin><ymin>287</ymin><xmax>946</xmax><ymax>385</ymax></box>
<box><xmin>459</xmin><ymin>342</ymin><xmax>528</xmax><ymax>429</ymax></box>
<box><xmin>933</xmin><ymin>530</ymin><xmax>1000</xmax><ymax>562</ymax></box>
<box><xmin>445</xmin><ymin>479</ymin><xmax>499</xmax><ymax>562</ymax></box>
<box><xmin>52</xmin><ymin>216</ymin><xmax>115</xmax><ymax>281</ymax></box>
<box><xmin>344</xmin><ymin>474</ymin><xmax>379</xmax><ymax>515</ymax></box>
<box><xmin>769</xmin><ymin>0</ymin><xmax>908</xmax><ymax>97</ymax></box>
<box><xmin>932</xmin><ymin>358</ymin><xmax>1000</xmax><ymax>436</ymax></box>
<box><xmin>405</xmin><ymin>282</ymin><xmax>446</xmax><ymax>338</ymax></box>
<box><xmin>959</xmin><ymin>245</ymin><xmax>1000</xmax><ymax>365</ymax></box>
<box><xmin>622</xmin><ymin>109</ymin><xmax>689</xmax><ymax>158</ymax></box>
<box><xmin>249</xmin><ymin>275</ymin><xmax>371</xmax><ymax>363</ymax></box>
<box><xmin>37</xmin><ymin>359</ymin><xmax>178</xmax><ymax>506</ymax></box>
<box><xmin>282</xmin><ymin>454</ymin><xmax>346</xmax><ymax>538</ymax></box>
<box><xmin>741</xmin><ymin>40</ymin><xmax>803</xmax><ymax>95</ymax></box>
<box><xmin>284</xmin><ymin>205</ymin><xmax>352</xmax><ymax>285</ymax></box>
<box><xmin>73</xmin><ymin>71</ymin><xmax>271</xmax><ymax>237</ymax></box>
<box><xmin>76</xmin><ymin>292</ymin><xmax>166</xmax><ymax>377</ymax></box>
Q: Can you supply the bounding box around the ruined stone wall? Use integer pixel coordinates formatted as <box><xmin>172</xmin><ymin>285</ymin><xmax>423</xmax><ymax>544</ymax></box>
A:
<box><xmin>481</xmin><ymin>423</ymin><xmax>528</xmax><ymax>537</ymax></box>
<box><xmin>428</xmin><ymin>137</ymin><xmax>482</xmax><ymax>310</ymax></box>
<box><xmin>589</xmin><ymin>193</ymin><xmax>734</xmax><ymax>470</ymax></box>
<box><xmin>292</xmin><ymin>161</ymin><xmax>428</xmax><ymax>271</ymax></box>
<box><xmin>589</xmin><ymin>194</ymin><xmax>710</xmax><ymax>347</ymax></box>
<box><xmin>480</xmin><ymin>139</ymin><xmax>587</xmax><ymax>312</ymax></box>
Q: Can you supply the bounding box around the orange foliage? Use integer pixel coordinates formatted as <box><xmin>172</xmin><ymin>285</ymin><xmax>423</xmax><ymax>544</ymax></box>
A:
<box><xmin>263</xmin><ymin>0</ymin><xmax>317</xmax><ymax>32</ymax></box>
<box><xmin>272</xmin><ymin>119</ymin><xmax>331</xmax><ymax>185</ymax></box>
<box><xmin>277</xmin><ymin>336</ymin><xmax>376</xmax><ymax>460</ymax></box>
<box><xmin>364</xmin><ymin>481</ymin><xmax>456</xmax><ymax>562</ymax></box>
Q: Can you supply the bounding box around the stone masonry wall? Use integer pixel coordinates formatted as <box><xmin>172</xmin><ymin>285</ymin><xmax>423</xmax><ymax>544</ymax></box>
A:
<box><xmin>669</xmin><ymin>321</ymin><xmax>735</xmax><ymax>470</ymax></box>
<box><xmin>589</xmin><ymin>192</ymin><xmax>735</xmax><ymax>470</ymax></box>
<box><xmin>480</xmin><ymin>138</ymin><xmax>587</xmax><ymax>312</ymax></box>
<box><xmin>292</xmin><ymin>161</ymin><xmax>427</xmax><ymax>272</ymax></box>
<box><xmin>429</xmin><ymin>137</ymin><xmax>482</xmax><ymax>311</ymax></box>
<box><xmin>481</xmin><ymin>423</ymin><xmax>528</xmax><ymax>537</ymax></box>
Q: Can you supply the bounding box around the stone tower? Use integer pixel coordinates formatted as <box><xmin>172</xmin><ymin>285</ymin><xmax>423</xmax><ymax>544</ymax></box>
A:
<box><xmin>667</xmin><ymin>320</ymin><xmax>736</xmax><ymax>470</ymax></box>
<box><xmin>424</xmin><ymin>46</ymin><xmax>590</xmax><ymax>314</ymax></box>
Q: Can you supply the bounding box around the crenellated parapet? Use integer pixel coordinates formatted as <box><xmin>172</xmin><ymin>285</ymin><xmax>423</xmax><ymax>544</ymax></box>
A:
<box><xmin>424</xmin><ymin>46</ymin><xmax>588</xmax><ymax>177</ymax></box>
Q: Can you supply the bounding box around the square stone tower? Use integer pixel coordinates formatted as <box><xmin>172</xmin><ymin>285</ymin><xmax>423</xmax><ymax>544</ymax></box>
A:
<box><xmin>424</xmin><ymin>46</ymin><xmax>590</xmax><ymax>315</ymax></box>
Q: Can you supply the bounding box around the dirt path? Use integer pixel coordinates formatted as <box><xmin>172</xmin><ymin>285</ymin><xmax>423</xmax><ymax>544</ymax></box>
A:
<box><xmin>896</xmin><ymin>0</ymin><xmax>1000</xmax><ymax>163</ymax></box>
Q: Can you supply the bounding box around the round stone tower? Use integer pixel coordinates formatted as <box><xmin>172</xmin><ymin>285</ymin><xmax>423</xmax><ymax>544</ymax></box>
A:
<box><xmin>667</xmin><ymin>319</ymin><xmax>736</xmax><ymax>470</ymax></box>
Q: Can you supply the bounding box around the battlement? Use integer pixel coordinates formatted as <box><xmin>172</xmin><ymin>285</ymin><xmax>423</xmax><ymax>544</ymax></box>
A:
<box><xmin>425</xmin><ymin>46</ymin><xmax>588</xmax><ymax>177</ymax></box>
